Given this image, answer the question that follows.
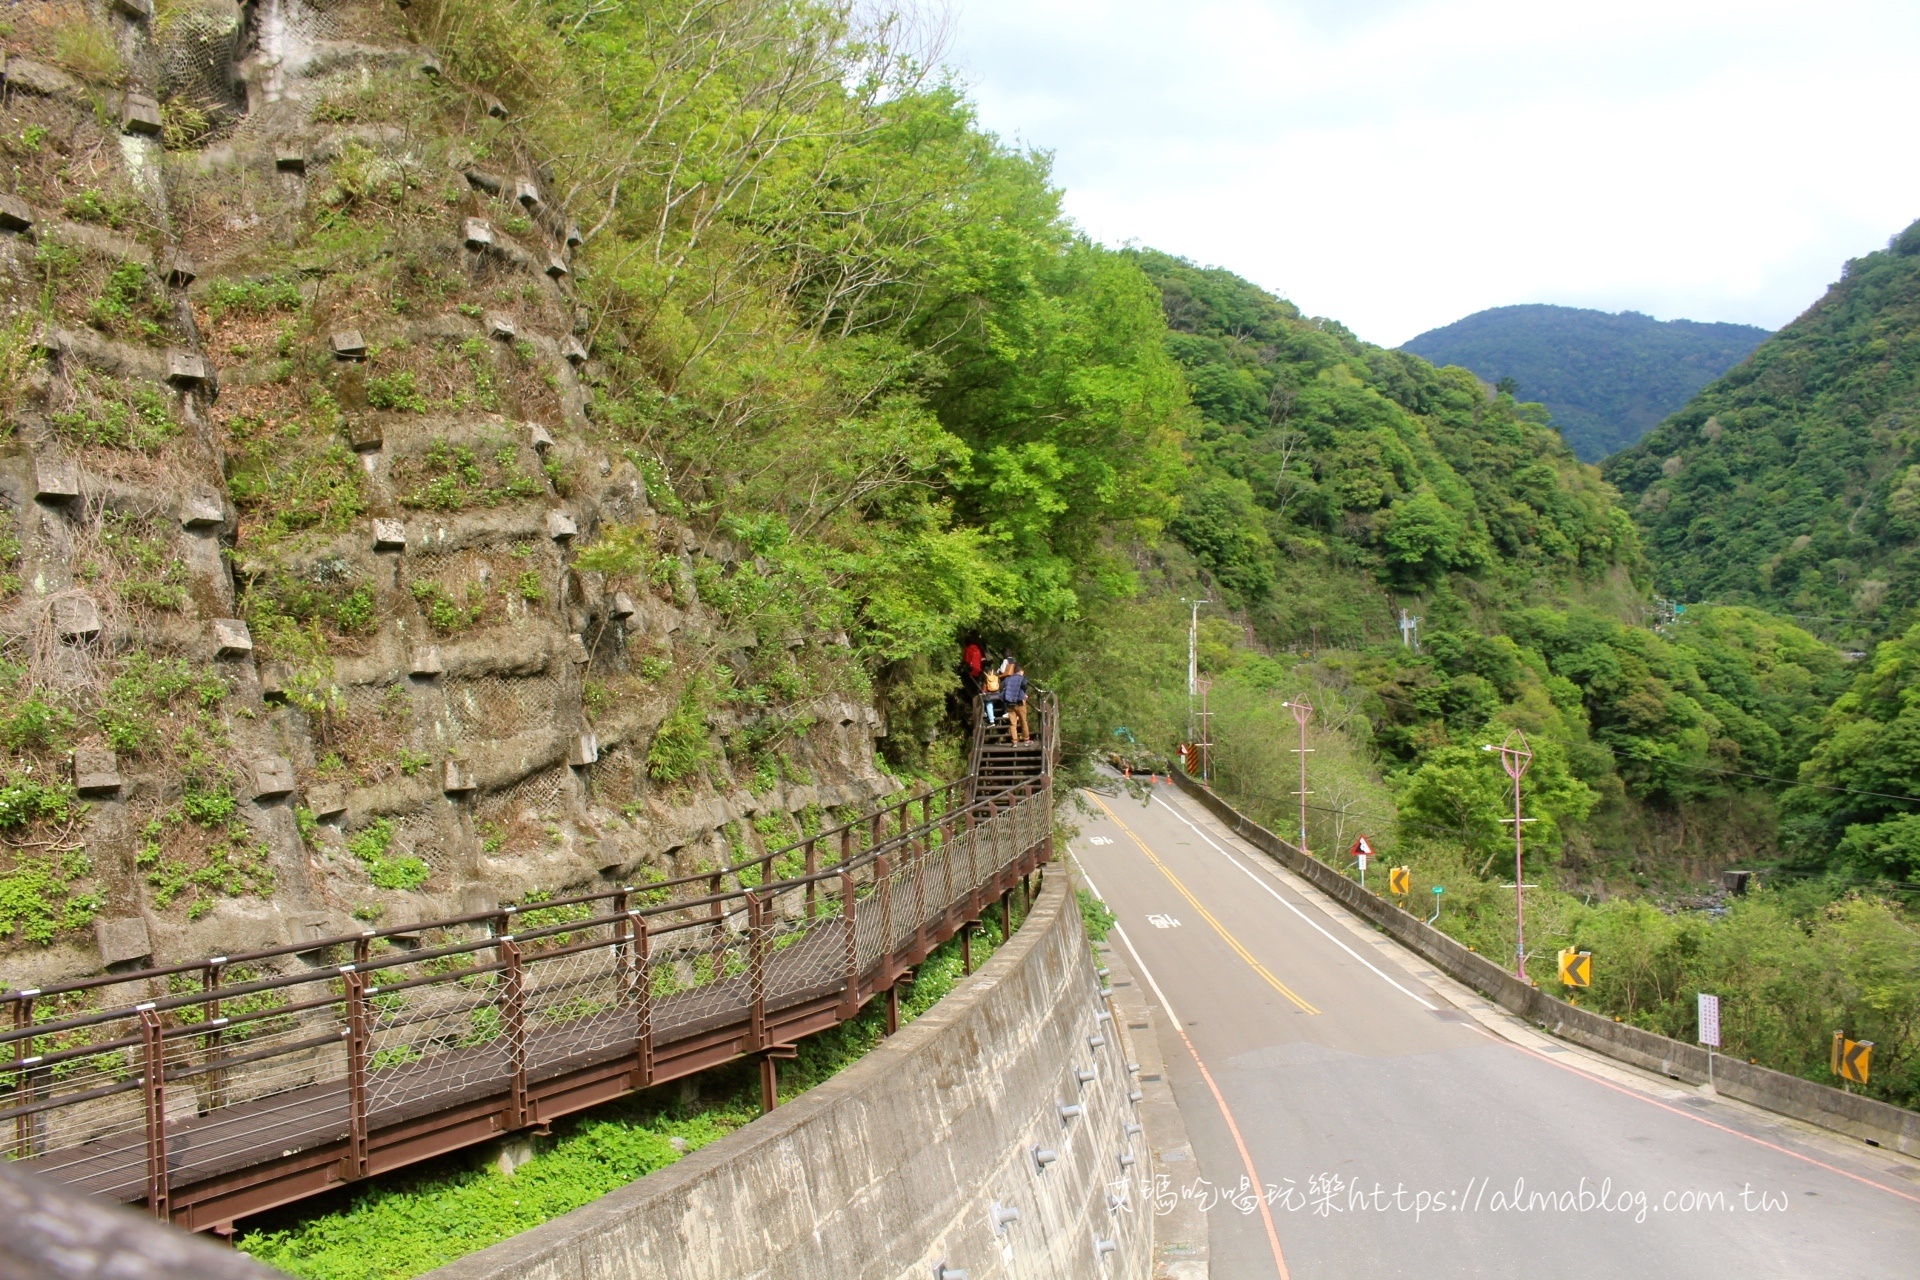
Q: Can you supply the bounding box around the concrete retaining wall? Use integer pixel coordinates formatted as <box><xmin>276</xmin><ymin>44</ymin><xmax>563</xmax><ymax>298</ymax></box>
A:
<box><xmin>427</xmin><ymin>867</ymin><xmax>1152</xmax><ymax>1280</ymax></box>
<box><xmin>1172</xmin><ymin>770</ymin><xmax>1920</xmax><ymax>1158</ymax></box>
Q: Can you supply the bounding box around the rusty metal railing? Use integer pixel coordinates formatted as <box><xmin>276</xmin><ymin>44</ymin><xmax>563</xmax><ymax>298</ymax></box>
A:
<box><xmin>1</xmin><ymin>692</ymin><xmax>1057</xmax><ymax>1230</ymax></box>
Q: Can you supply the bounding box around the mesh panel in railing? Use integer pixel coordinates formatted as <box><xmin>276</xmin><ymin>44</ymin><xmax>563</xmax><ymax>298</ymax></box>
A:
<box><xmin>364</xmin><ymin>959</ymin><xmax>513</xmax><ymax>1119</ymax></box>
<box><xmin>645</xmin><ymin>924</ymin><xmax>754</xmax><ymax>1043</ymax></box>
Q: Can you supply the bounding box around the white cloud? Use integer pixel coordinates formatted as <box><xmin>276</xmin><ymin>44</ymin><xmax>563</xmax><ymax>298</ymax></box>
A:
<box><xmin>946</xmin><ymin>0</ymin><xmax>1920</xmax><ymax>344</ymax></box>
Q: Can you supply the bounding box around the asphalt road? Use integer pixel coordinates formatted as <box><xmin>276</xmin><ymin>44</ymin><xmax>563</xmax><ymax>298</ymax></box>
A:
<box><xmin>1071</xmin><ymin>780</ymin><xmax>1920</xmax><ymax>1279</ymax></box>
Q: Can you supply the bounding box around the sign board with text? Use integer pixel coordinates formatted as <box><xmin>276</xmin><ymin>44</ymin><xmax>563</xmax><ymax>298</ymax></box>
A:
<box><xmin>1697</xmin><ymin>993</ymin><xmax>1720</xmax><ymax>1047</ymax></box>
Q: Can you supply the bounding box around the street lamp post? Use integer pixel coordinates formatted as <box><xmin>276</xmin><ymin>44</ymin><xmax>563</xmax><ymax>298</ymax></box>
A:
<box><xmin>1285</xmin><ymin>699</ymin><xmax>1313</xmax><ymax>852</ymax></box>
<box><xmin>1182</xmin><ymin>598</ymin><xmax>1209</xmax><ymax>746</ymax></box>
<box><xmin>1486</xmin><ymin>730</ymin><xmax>1534</xmax><ymax>980</ymax></box>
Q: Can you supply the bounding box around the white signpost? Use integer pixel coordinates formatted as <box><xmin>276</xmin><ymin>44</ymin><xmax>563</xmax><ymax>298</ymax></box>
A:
<box><xmin>1698</xmin><ymin>993</ymin><xmax>1721</xmax><ymax>1090</ymax></box>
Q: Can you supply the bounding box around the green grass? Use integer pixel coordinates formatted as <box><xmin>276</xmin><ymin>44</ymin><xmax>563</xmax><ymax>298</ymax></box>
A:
<box><xmin>234</xmin><ymin>912</ymin><xmax>1016</xmax><ymax>1278</ymax></box>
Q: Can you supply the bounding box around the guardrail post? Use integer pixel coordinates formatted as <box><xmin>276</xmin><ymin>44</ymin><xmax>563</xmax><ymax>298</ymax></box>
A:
<box><xmin>841</xmin><ymin>822</ymin><xmax>854</xmax><ymax>866</ymax></box>
<box><xmin>501</xmin><ymin>937</ymin><xmax>528</xmax><ymax>1130</ymax></box>
<box><xmin>612</xmin><ymin>890</ymin><xmax>631</xmax><ymax>1002</ymax></box>
<box><xmin>342</xmin><ymin>971</ymin><xmax>369</xmax><ymax>1180</ymax></box>
<box><xmin>708</xmin><ymin>873</ymin><xmax>724</xmax><ymax>939</ymax></box>
<box><xmin>138</xmin><ymin>1006</ymin><xmax>169</xmax><ymax>1221</ymax></box>
<box><xmin>748</xmin><ymin>892</ymin><xmax>768</xmax><ymax>1052</ymax></box>
<box><xmin>839</xmin><ymin>867</ymin><xmax>859</xmax><ymax>1017</ymax></box>
<box><xmin>877</xmin><ymin>853</ymin><xmax>895</xmax><ymax>976</ymax></box>
<box><xmin>804</xmin><ymin>837</ymin><xmax>818</xmax><ymax>920</ymax></box>
<box><xmin>11</xmin><ymin>994</ymin><xmax>35</xmax><ymax>1158</ymax></box>
<box><xmin>631</xmin><ymin>913</ymin><xmax>654</xmax><ymax>1088</ymax></box>
<box><xmin>204</xmin><ymin>959</ymin><xmax>227</xmax><ymax>1111</ymax></box>
<box><xmin>912</xmin><ymin>829</ymin><xmax>929</xmax><ymax>956</ymax></box>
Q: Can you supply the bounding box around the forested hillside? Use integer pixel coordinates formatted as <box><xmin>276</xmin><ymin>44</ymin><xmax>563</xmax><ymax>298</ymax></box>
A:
<box><xmin>1402</xmin><ymin>304</ymin><xmax>1770</xmax><ymax>461</ymax></box>
<box><xmin>1605</xmin><ymin>220</ymin><xmax>1920</xmax><ymax>636</ymax></box>
<box><xmin>1111</xmin><ymin>257</ymin><xmax>1845</xmax><ymax>878</ymax></box>
<box><xmin>1136</xmin><ymin>253</ymin><xmax>1640</xmax><ymax>637</ymax></box>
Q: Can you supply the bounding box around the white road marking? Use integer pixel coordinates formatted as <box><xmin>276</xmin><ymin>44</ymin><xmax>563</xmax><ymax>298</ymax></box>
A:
<box><xmin>1148</xmin><ymin>793</ymin><xmax>1436</xmax><ymax>1011</ymax></box>
<box><xmin>1146</xmin><ymin>914</ymin><xmax>1183</xmax><ymax>929</ymax></box>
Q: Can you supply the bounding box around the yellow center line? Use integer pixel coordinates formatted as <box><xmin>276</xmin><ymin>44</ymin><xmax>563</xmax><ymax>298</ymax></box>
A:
<box><xmin>1087</xmin><ymin>791</ymin><xmax>1321</xmax><ymax>1015</ymax></box>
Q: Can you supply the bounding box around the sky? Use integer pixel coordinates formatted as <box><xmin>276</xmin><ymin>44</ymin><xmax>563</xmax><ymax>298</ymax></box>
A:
<box><xmin>943</xmin><ymin>0</ymin><xmax>1920</xmax><ymax>347</ymax></box>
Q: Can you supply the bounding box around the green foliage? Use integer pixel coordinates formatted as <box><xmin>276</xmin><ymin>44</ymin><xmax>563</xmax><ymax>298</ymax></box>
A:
<box><xmin>646</xmin><ymin>685</ymin><xmax>713</xmax><ymax>782</ymax></box>
<box><xmin>52</xmin><ymin>383</ymin><xmax>178</xmax><ymax>451</ymax></box>
<box><xmin>1606</xmin><ymin>219</ymin><xmax>1920</xmax><ymax>632</ymax></box>
<box><xmin>0</xmin><ymin>855</ymin><xmax>99</xmax><ymax>945</ymax></box>
<box><xmin>366</xmin><ymin>369</ymin><xmax>428</xmax><ymax>412</ymax></box>
<box><xmin>225</xmin><ymin>414</ymin><xmax>368</xmax><ymax>546</ymax></box>
<box><xmin>202</xmin><ymin>277</ymin><xmax>304</xmax><ymax>320</ymax></box>
<box><xmin>1401</xmin><ymin>305</ymin><xmax>1770</xmax><ymax>461</ymax></box>
<box><xmin>60</xmin><ymin>188</ymin><xmax>138</xmax><ymax>228</ymax></box>
<box><xmin>395</xmin><ymin>438</ymin><xmax>542</xmax><ymax>511</ymax></box>
<box><xmin>86</xmin><ymin>263</ymin><xmax>170</xmax><ymax>342</ymax></box>
<box><xmin>1134</xmin><ymin>251</ymin><xmax>1638</xmax><ymax>627</ymax></box>
<box><xmin>0</xmin><ymin>775</ymin><xmax>80</xmax><ymax>829</ymax></box>
<box><xmin>411</xmin><ymin>580</ymin><xmax>488</xmax><ymax>632</ymax></box>
<box><xmin>1783</xmin><ymin>621</ymin><xmax>1920</xmax><ymax>877</ymax></box>
<box><xmin>97</xmin><ymin>653</ymin><xmax>227</xmax><ymax>755</ymax></box>
<box><xmin>346</xmin><ymin>818</ymin><xmax>431</xmax><ymax>891</ymax></box>
<box><xmin>1</xmin><ymin>696</ymin><xmax>76</xmax><ymax>753</ymax></box>
<box><xmin>1076</xmin><ymin>887</ymin><xmax>1115</xmax><ymax>942</ymax></box>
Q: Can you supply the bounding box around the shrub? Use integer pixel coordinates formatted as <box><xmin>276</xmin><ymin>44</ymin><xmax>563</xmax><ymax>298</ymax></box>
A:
<box><xmin>0</xmin><ymin>861</ymin><xmax>100</xmax><ymax>944</ymax></box>
<box><xmin>1</xmin><ymin>697</ymin><xmax>75</xmax><ymax>752</ymax></box>
<box><xmin>51</xmin><ymin>385</ymin><xmax>178</xmax><ymax>451</ymax></box>
<box><xmin>52</xmin><ymin>20</ymin><xmax>126</xmax><ymax>84</ymax></box>
<box><xmin>202</xmin><ymin>277</ymin><xmax>304</xmax><ymax>320</ymax></box>
<box><xmin>347</xmin><ymin>818</ymin><xmax>431</xmax><ymax>890</ymax></box>
<box><xmin>646</xmin><ymin>687</ymin><xmax>713</xmax><ymax>782</ymax></box>
<box><xmin>0</xmin><ymin>775</ymin><xmax>80</xmax><ymax>829</ymax></box>
<box><xmin>367</xmin><ymin>369</ymin><xmax>428</xmax><ymax>412</ymax></box>
<box><xmin>61</xmin><ymin>188</ymin><xmax>140</xmax><ymax>229</ymax></box>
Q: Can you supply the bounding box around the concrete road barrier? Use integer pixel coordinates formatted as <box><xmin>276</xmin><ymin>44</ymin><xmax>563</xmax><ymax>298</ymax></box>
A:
<box><xmin>429</xmin><ymin>867</ymin><xmax>1153</xmax><ymax>1280</ymax></box>
<box><xmin>1170</xmin><ymin>769</ymin><xmax>1920</xmax><ymax>1159</ymax></box>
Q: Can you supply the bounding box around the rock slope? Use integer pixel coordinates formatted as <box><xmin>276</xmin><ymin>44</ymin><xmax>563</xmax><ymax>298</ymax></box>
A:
<box><xmin>0</xmin><ymin>0</ymin><xmax>895</xmax><ymax>990</ymax></box>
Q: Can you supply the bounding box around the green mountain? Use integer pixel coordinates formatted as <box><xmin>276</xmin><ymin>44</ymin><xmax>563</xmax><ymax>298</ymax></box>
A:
<box><xmin>1137</xmin><ymin>252</ymin><xmax>1639</xmax><ymax>639</ymax></box>
<box><xmin>1402</xmin><ymin>304</ymin><xmax>1771</xmax><ymax>461</ymax></box>
<box><xmin>1603</xmin><ymin>221</ymin><xmax>1920</xmax><ymax>637</ymax></box>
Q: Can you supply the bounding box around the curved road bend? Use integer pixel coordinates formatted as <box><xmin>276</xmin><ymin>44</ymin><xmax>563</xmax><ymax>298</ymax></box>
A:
<box><xmin>1072</xmin><ymin>779</ymin><xmax>1920</xmax><ymax>1279</ymax></box>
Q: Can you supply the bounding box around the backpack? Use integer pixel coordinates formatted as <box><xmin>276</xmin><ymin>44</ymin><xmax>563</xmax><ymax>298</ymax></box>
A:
<box><xmin>983</xmin><ymin>670</ymin><xmax>1001</xmax><ymax>694</ymax></box>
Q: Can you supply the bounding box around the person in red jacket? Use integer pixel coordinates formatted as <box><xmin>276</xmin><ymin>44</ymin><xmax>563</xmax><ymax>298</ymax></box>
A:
<box><xmin>961</xmin><ymin>640</ymin><xmax>984</xmax><ymax>693</ymax></box>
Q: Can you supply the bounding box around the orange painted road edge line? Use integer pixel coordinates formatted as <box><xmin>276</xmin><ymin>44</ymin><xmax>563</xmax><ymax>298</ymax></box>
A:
<box><xmin>1109</xmin><ymin>919</ymin><xmax>1292</xmax><ymax>1280</ymax></box>
<box><xmin>1480</xmin><ymin>1026</ymin><xmax>1920</xmax><ymax>1207</ymax></box>
<box><xmin>1133</xmin><ymin>784</ymin><xmax>1920</xmax><ymax>1209</ymax></box>
<box><xmin>1089</xmin><ymin>793</ymin><xmax>1320</xmax><ymax>1015</ymax></box>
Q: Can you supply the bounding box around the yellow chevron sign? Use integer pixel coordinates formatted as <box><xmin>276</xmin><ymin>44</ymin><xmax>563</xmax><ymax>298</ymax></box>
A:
<box><xmin>1388</xmin><ymin>866</ymin><xmax>1411</xmax><ymax>895</ymax></box>
<box><xmin>1557</xmin><ymin>948</ymin><xmax>1592</xmax><ymax>988</ymax></box>
<box><xmin>1832</xmin><ymin>1032</ymin><xmax>1873</xmax><ymax>1085</ymax></box>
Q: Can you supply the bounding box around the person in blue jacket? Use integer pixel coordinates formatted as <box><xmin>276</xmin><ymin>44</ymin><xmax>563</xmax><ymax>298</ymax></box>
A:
<box><xmin>1001</xmin><ymin>662</ymin><xmax>1029</xmax><ymax>744</ymax></box>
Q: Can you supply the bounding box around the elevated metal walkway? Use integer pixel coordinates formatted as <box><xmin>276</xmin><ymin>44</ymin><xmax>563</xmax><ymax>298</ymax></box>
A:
<box><xmin>2</xmin><ymin>691</ymin><xmax>1057</xmax><ymax>1232</ymax></box>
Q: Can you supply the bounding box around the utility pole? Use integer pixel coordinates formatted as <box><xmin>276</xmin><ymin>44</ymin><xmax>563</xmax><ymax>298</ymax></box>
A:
<box><xmin>1398</xmin><ymin>608</ymin><xmax>1423</xmax><ymax>654</ymax></box>
<box><xmin>1285</xmin><ymin>699</ymin><xmax>1313</xmax><ymax>852</ymax></box>
<box><xmin>1486</xmin><ymin>730</ymin><xmax>1534</xmax><ymax>979</ymax></box>
<box><xmin>1183</xmin><ymin>598</ymin><xmax>1208</xmax><ymax>745</ymax></box>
